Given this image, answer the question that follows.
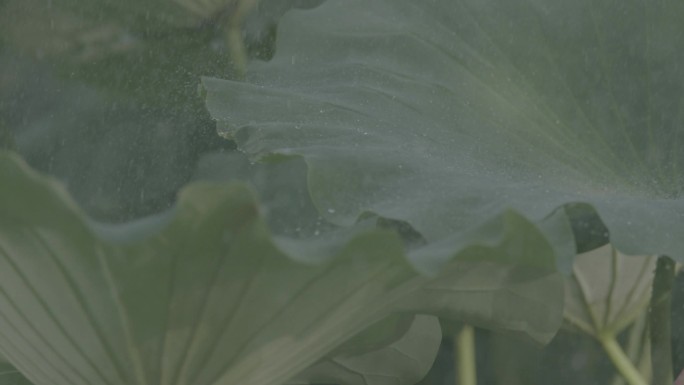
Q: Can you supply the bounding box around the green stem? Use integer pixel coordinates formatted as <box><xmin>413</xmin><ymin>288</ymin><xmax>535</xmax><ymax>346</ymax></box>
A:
<box><xmin>223</xmin><ymin>0</ymin><xmax>261</xmax><ymax>79</ymax></box>
<box><xmin>610</xmin><ymin>313</ymin><xmax>648</xmax><ymax>385</ymax></box>
<box><xmin>225</xmin><ymin>25</ymin><xmax>247</xmax><ymax>78</ymax></box>
<box><xmin>599</xmin><ymin>333</ymin><xmax>648</xmax><ymax>385</ymax></box>
<box><xmin>649</xmin><ymin>255</ymin><xmax>675</xmax><ymax>385</ymax></box>
<box><xmin>455</xmin><ymin>325</ymin><xmax>477</xmax><ymax>385</ymax></box>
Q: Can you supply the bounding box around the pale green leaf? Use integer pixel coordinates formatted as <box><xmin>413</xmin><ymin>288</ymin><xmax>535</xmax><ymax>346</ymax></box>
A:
<box><xmin>202</xmin><ymin>0</ymin><xmax>684</xmax><ymax>264</ymax></box>
<box><xmin>564</xmin><ymin>245</ymin><xmax>656</xmax><ymax>337</ymax></box>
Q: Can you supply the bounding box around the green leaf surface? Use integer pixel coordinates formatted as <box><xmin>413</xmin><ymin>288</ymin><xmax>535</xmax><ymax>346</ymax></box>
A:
<box><xmin>0</xmin><ymin>122</ymin><xmax>13</xmax><ymax>152</ymax></box>
<box><xmin>564</xmin><ymin>244</ymin><xmax>656</xmax><ymax>337</ymax></box>
<box><xmin>202</xmin><ymin>0</ymin><xmax>684</xmax><ymax>263</ymax></box>
<box><xmin>0</xmin><ymin>151</ymin><xmax>562</xmax><ymax>385</ymax></box>
<box><xmin>288</xmin><ymin>315</ymin><xmax>441</xmax><ymax>385</ymax></box>
<box><xmin>0</xmin><ymin>362</ymin><xmax>33</xmax><ymax>385</ymax></box>
<box><xmin>192</xmin><ymin>151</ymin><xmax>336</xmax><ymax>239</ymax></box>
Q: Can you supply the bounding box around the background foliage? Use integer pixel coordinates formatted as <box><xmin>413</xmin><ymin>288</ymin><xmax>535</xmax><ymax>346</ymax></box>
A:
<box><xmin>1</xmin><ymin>1</ymin><xmax>684</xmax><ymax>385</ymax></box>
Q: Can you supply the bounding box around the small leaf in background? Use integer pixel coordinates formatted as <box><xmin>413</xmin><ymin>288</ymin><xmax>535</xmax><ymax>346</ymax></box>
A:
<box><xmin>563</xmin><ymin>244</ymin><xmax>656</xmax><ymax>337</ymax></box>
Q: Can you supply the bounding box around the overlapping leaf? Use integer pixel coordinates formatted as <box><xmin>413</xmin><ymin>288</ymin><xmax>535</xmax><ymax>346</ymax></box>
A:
<box><xmin>289</xmin><ymin>315</ymin><xmax>442</xmax><ymax>385</ymax></box>
<box><xmin>202</xmin><ymin>0</ymin><xmax>684</xmax><ymax>263</ymax></box>
<box><xmin>0</xmin><ymin>152</ymin><xmax>562</xmax><ymax>385</ymax></box>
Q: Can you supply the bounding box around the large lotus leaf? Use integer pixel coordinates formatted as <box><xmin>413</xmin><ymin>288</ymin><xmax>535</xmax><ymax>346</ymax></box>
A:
<box><xmin>564</xmin><ymin>244</ymin><xmax>656</xmax><ymax>337</ymax></box>
<box><xmin>0</xmin><ymin>151</ymin><xmax>562</xmax><ymax>385</ymax></box>
<box><xmin>194</xmin><ymin>153</ymin><xmax>566</xmax><ymax>342</ymax></box>
<box><xmin>197</xmin><ymin>152</ymin><xmax>567</xmax><ymax>342</ymax></box>
<box><xmin>202</xmin><ymin>0</ymin><xmax>684</xmax><ymax>263</ymax></box>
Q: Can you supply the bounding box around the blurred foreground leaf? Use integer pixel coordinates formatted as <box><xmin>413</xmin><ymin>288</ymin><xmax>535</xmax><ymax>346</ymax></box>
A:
<box><xmin>0</xmin><ymin>151</ymin><xmax>563</xmax><ymax>385</ymax></box>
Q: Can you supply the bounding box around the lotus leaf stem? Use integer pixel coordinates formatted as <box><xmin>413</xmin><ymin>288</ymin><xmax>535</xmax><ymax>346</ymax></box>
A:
<box><xmin>598</xmin><ymin>333</ymin><xmax>648</xmax><ymax>385</ymax></box>
<box><xmin>649</xmin><ymin>255</ymin><xmax>675</xmax><ymax>385</ymax></box>
<box><xmin>455</xmin><ymin>324</ymin><xmax>477</xmax><ymax>385</ymax></box>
